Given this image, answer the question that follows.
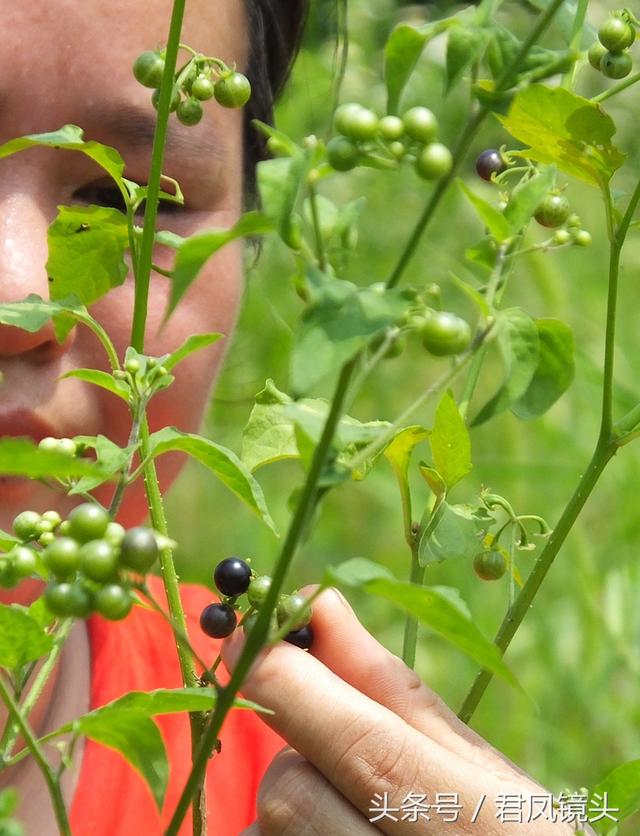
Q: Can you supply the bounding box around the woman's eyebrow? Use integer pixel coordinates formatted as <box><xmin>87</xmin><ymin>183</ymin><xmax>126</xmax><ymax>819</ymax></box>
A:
<box><xmin>87</xmin><ymin>101</ymin><xmax>225</xmax><ymax>161</ymax></box>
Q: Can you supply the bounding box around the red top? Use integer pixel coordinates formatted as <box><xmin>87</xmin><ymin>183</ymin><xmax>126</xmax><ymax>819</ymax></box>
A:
<box><xmin>69</xmin><ymin>577</ymin><xmax>283</xmax><ymax>836</ymax></box>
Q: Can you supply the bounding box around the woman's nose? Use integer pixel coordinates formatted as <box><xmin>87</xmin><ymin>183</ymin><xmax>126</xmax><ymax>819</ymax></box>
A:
<box><xmin>0</xmin><ymin>185</ymin><xmax>76</xmax><ymax>360</ymax></box>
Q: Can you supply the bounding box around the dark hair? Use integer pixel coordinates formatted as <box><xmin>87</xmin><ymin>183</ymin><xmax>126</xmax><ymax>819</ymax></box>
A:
<box><xmin>243</xmin><ymin>0</ymin><xmax>309</xmax><ymax>199</ymax></box>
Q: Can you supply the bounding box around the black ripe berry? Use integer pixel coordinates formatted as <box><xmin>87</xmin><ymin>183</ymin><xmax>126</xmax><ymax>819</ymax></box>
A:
<box><xmin>284</xmin><ymin>624</ymin><xmax>314</xmax><ymax>651</ymax></box>
<box><xmin>200</xmin><ymin>603</ymin><xmax>238</xmax><ymax>638</ymax></box>
<box><xmin>475</xmin><ymin>149</ymin><xmax>506</xmax><ymax>182</ymax></box>
<box><xmin>213</xmin><ymin>557</ymin><xmax>252</xmax><ymax>597</ymax></box>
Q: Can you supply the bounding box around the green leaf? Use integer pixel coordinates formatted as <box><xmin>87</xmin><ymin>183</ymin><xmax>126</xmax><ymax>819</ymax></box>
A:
<box><xmin>430</xmin><ymin>391</ymin><xmax>471</xmax><ymax>489</ymax></box>
<box><xmin>147</xmin><ymin>427</ymin><xmax>277</xmax><ymax>535</ymax></box>
<box><xmin>70</xmin><ymin>435</ymin><xmax>133</xmax><ymax>495</ymax></box>
<box><xmin>46</xmin><ymin>206</ymin><xmax>129</xmax><ymax>312</ymax></box>
<box><xmin>60</xmin><ymin>369</ymin><xmax>129</xmax><ymax>401</ymax></box>
<box><xmin>503</xmin><ymin>166</ymin><xmax>556</xmax><ymax>233</ymax></box>
<box><xmin>47</xmin><ymin>687</ymin><xmax>269</xmax><ymax>810</ymax></box>
<box><xmin>512</xmin><ymin>318</ymin><xmax>575</xmax><ymax>420</ymax></box>
<box><xmin>473</xmin><ymin>308</ymin><xmax>540</xmax><ymax>426</ymax></box>
<box><xmin>241</xmin><ymin>380</ymin><xmax>297</xmax><ymax>472</ymax></box>
<box><xmin>384</xmin><ymin>20</ymin><xmax>453</xmax><ymax>114</ymax></box>
<box><xmin>0</xmin><ymin>126</ymin><xmax>126</xmax><ymax>191</ymax></box>
<box><xmin>458</xmin><ymin>180</ymin><xmax>512</xmax><ymax>242</ymax></box>
<box><xmin>589</xmin><ymin>760</ymin><xmax>640</xmax><ymax>834</ymax></box>
<box><xmin>257</xmin><ymin>153</ymin><xmax>311</xmax><ymax>247</ymax></box>
<box><xmin>78</xmin><ymin>712</ymin><xmax>168</xmax><ymax>809</ymax></box>
<box><xmin>0</xmin><ymin>531</ymin><xmax>19</xmax><ymax>551</ymax></box>
<box><xmin>325</xmin><ymin>563</ymin><xmax>520</xmax><ymax>691</ymax></box>
<box><xmin>167</xmin><ymin>212</ymin><xmax>272</xmax><ymax>320</ymax></box>
<box><xmin>0</xmin><ymin>438</ymin><xmax>108</xmax><ymax>479</ymax></box>
<box><xmin>384</xmin><ymin>426</ymin><xmax>430</xmax><ymax>486</ymax></box>
<box><xmin>446</xmin><ymin>25</ymin><xmax>489</xmax><ymax>93</ymax></box>
<box><xmin>367</xmin><ymin>579</ymin><xmax>521</xmax><ymax>690</ymax></box>
<box><xmin>163</xmin><ymin>333</ymin><xmax>223</xmax><ymax>372</ymax></box>
<box><xmin>419</xmin><ymin>501</ymin><xmax>491</xmax><ymax>566</ymax></box>
<box><xmin>498</xmin><ymin>85</ymin><xmax>625</xmax><ymax>186</ymax></box>
<box><xmin>0</xmin><ymin>606</ymin><xmax>53</xmax><ymax>670</ymax></box>
<box><xmin>324</xmin><ymin>557</ymin><xmax>395</xmax><ymax>588</ymax></box>
<box><xmin>291</xmin><ymin>279</ymin><xmax>408</xmax><ymax>394</ymax></box>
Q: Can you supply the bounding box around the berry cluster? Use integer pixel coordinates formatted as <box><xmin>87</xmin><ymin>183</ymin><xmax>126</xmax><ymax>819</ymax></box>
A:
<box><xmin>474</xmin><ymin>150</ymin><xmax>592</xmax><ymax>247</ymax></box>
<box><xmin>588</xmin><ymin>12</ymin><xmax>637</xmax><ymax>79</ymax></box>
<box><xmin>133</xmin><ymin>50</ymin><xmax>251</xmax><ymax>127</ymax></box>
<box><xmin>3</xmin><ymin>505</ymin><xmax>160</xmax><ymax>620</ymax></box>
<box><xmin>327</xmin><ymin>103</ymin><xmax>453</xmax><ymax>181</ymax></box>
<box><xmin>199</xmin><ymin>558</ymin><xmax>313</xmax><ymax>650</ymax></box>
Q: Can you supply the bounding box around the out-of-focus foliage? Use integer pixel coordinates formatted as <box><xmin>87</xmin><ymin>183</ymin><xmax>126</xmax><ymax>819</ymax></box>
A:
<box><xmin>166</xmin><ymin>1</ymin><xmax>640</xmax><ymax>825</ymax></box>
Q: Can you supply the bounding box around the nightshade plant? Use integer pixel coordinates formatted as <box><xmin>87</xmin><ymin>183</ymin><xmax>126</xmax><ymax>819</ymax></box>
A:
<box><xmin>1</xmin><ymin>1</ymin><xmax>640</xmax><ymax>834</ymax></box>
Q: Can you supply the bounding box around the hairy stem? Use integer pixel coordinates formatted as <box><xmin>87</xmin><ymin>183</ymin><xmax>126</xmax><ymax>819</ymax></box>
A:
<box><xmin>139</xmin><ymin>418</ymin><xmax>208</xmax><ymax>835</ymax></box>
<box><xmin>166</xmin><ymin>358</ymin><xmax>358</xmax><ymax>835</ymax></box>
<box><xmin>0</xmin><ymin>620</ymin><xmax>73</xmax><ymax>761</ymax></box>
<box><xmin>0</xmin><ymin>674</ymin><xmax>71</xmax><ymax>836</ymax></box>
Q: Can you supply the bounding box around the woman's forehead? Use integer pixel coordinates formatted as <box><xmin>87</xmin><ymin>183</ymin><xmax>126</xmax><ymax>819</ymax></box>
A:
<box><xmin>3</xmin><ymin>0</ymin><xmax>248</xmax><ymax>70</ymax></box>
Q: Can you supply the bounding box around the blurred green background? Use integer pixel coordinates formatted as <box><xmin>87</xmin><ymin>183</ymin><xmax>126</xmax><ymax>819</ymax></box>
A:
<box><xmin>166</xmin><ymin>0</ymin><xmax>640</xmax><ymax>825</ymax></box>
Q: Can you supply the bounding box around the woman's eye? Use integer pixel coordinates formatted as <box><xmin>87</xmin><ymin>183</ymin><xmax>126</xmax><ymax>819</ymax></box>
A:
<box><xmin>72</xmin><ymin>183</ymin><xmax>183</xmax><ymax>214</ymax></box>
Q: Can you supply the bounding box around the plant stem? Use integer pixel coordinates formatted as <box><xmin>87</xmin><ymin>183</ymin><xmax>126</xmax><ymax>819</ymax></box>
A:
<box><xmin>401</xmin><ymin>542</ymin><xmax>425</xmax><ymax>669</ymax></box>
<box><xmin>139</xmin><ymin>418</ymin><xmax>208</xmax><ymax>835</ymax></box>
<box><xmin>385</xmin><ymin>108</ymin><xmax>487</xmax><ymax>290</ymax></box>
<box><xmin>458</xmin><ymin>171</ymin><xmax>640</xmax><ymax>724</ymax></box>
<box><xmin>166</xmin><ymin>358</ymin><xmax>358</xmax><ymax>835</ymax></box>
<box><xmin>591</xmin><ymin>71</ymin><xmax>640</xmax><ymax>103</ymax></box>
<box><xmin>0</xmin><ymin>674</ymin><xmax>71</xmax><ymax>836</ymax></box>
<box><xmin>0</xmin><ymin>620</ymin><xmax>73</xmax><ymax>761</ymax></box>
<box><xmin>108</xmin><ymin>404</ymin><xmax>144</xmax><ymax>518</ymax></box>
<box><xmin>307</xmin><ymin>182</ymin><xmax>328</xmax><ymax>271</ymax></box>
<box><xmin>458</xmin><ymin>436</ymin><xmax>616</xmax><ymax>722</ymax></box>
<box><xmin>130</xmin><ymin>0</ymin><xmax>186</xmax><ymax>351</ymax></box>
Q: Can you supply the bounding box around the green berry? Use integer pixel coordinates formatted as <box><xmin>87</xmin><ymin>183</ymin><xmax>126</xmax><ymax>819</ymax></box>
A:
<box><xmin>95</xmin><ymin>585</ymin><xmax>133</xmax><ymax>621</ymax></box>
<box><xmin>67</xmin><ymin>503</ymin><xmax>111</xmax><ymax>544</ymax></box>
<box><xmin>326</xmin><ymin>136</ymin><xmax>359</xmax><ymax>172</ymax></box>
<box><xmin>588</xmin><ymin>41</ymin><xmax>607</xmax><ymax>70</ymax></box>
<box><xmin>151</xmin><ymin>87</ymin><xmax>181</xmax><ymax>112</ymax></box>
<box><xmin>13</xmin><ymin>511</ymin><xmax>42</xmax><ymax>542</ymax></box>
<box><xmin>191</xmin><ymin>75</ymin><xmax>215</xmax><ymax>100</ymax></box>
<box><xmin>247</xmin><ymin>576</ymin><xmax>272</xmax><ymax>608</ymax></box>
<box><xmin>133</xmin><ymin>51</ymin><xmax>165</xmax><ymax>88</ymax></box>
<box><xmin>552</xmin><ymin>229</ymin><xmax>571</xmax><ymax>245</ymax></box>
<box><xmin>333</xmin><ymin>103</ymin><xmax>379</xmax><ymax>142</ymax></box>
<box><xmin>421</xmin><ymin>312</ymin><xmax>472</xmax><ymax>356</ymax></box>
<box><xmin>79</xmin><ymin>540</ymin><xmax>118</xmax><ymax>582</ymax></box>
<box><xmin>473</xmin><ymin>550</ymin><xmax>507</xmax><ymax>581</ymax></box>
<box><xmin>402</xmin><ymin>107</ymin><xmax>438</xmax><ymax>144</ymax></box>
<box><xmin>600</xmin><ymin>51</ymin><xmax>633</xmax><ymax>79</ymax></box>
<box><xmin>415</xmin><ymin>143</ymin><xmax>452</xmax><ymax>180</ymax></box>
<box><xmin>119</xmin><ymin>527</ymin><xmax>159</xmax><ymax>573</ymax></box>
<box><xmin>573</xmin><ymin>229</ymin><xmax>592</xmax><ymax>247</ymax></box>
<box><xmin>214</xmin><ymin>72</ymin><xmax>252</xmax><ymax>108</ymax></box>
<box><xmin>12</xmin><ymin>546</ymin><xmax>38</xmax><ymax>578</ymax></box>
<box><xmin>176</xmin><ymin>98</ymin><xmax>203</xmax><ymax>126</ymax></box>
<box><xmin>43</xmin><ymin>537</ymin><xmax>81</xmax><ymax>578</ymax></box>
<box><xmin>534</xmin><ymin>193</ymin><xmax>571</xmax><ymax>228</ymax></box>
<box><xmin>277</xmin><ymin>594</ymin><xmax>311</xmax><ymax>631</ymax></box>
<box><xmin>45</xmin><ymin>582</ymin><xmax>94</xmax><ymax>618</ymax></box>
<box><xmin>598</xmin><ymin>16</ymin><xmax>635</xmax><ymax>53</ymax></box>
<box><xmin>379</xmin><ymin>115</ymin><xmax>405</xmax><ymax>141</ymax></box>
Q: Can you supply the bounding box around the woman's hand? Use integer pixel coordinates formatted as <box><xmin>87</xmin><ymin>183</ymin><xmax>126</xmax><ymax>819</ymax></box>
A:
<box><xmin>223</xmin><ymin>588</ymin><xmax>581</xmax><ymax>835</ymax></box>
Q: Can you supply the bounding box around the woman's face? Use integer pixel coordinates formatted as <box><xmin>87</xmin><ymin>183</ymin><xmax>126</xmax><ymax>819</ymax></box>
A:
<box><xmin>0</xmin><ymin>0</ymin><xmax>248</xmax><ymax>534</ymax></box>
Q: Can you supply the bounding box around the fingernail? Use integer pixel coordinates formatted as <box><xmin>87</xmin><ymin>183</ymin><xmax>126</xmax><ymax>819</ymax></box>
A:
<box><xmin>325</xmin><ymin>586</ymin><xmax>353</xmax><ymax>612</ymax></box>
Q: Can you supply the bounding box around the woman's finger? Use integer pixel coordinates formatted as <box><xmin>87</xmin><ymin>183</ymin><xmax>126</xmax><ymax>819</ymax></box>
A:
<box><xmin>222</xmin><ymin>616</ymin><xmax>523</xmax><ymax>835</ymax></box>
<box><xmin>253</xmin><ymin>747</ymin><xmax>378</xmax><ymax>835</ymax></box>
<box><xmin>305</xmin><ymin>586</ymin><xmax>536</xmax><ymax>785</ymax></box>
